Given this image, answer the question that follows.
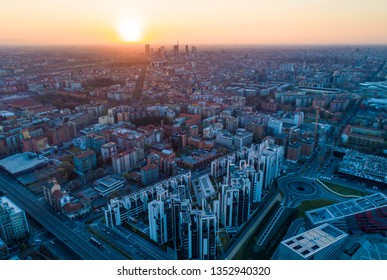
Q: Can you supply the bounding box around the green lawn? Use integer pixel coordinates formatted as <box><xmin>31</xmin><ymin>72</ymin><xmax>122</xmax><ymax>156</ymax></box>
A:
<box><xmin>296</xmin><ymin>199</ymin><xmax>336</xmax><ymax>218</ymax></box>
<box><xmin>320</xmin><ymin>180</ymin><xmax>368</xmax><ymax>197</ymax></box>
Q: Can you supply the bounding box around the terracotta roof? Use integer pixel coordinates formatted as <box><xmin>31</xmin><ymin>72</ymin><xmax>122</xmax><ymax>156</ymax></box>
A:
<box><xmin>75</xmin><ymin>150</ymin><xmax>96</xmax><ymax>159</ymax></box>
<box><xmin>62</xmin><ymin>202</ymin><xmax>83</xmax><ymax>213</ymax></box>
<box><xmin>52</xmin><ymin>190</ymin><xmax>67</xmax><ymax>200</ymax></box>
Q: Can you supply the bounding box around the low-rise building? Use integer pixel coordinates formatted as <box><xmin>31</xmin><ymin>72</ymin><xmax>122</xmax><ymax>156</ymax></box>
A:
<box><xmin>279</xmin><ymin>223</ymin><xmax>348</xmax><ymax>260</ymax></box>
<box><xmin>94</xmin><ymin>175</ymin><xmax>125</xmax><ymax>197</ymax></box>
<box><xmin>42</xmin><ymin>179</ymin><xmax>71</xmax><ymax>212</ymax></box>
<box><xmin>141</xmin><ymin>163</ymin><xmax>159</xmax><ymax>185</ymax></box>
<box><xmin>287</xmin><ymin>142</ymin><xmax>301</xmax><ymax>162</ymax></box>
<box><xmin>74</xmin><ymin>150</ymin><xmax>97</xmax><ymax>174</ymax></box>
<box><xmin>305</xmin><ymin>193</ymin><xmax>387</xmax><ymax>235</ymax></box>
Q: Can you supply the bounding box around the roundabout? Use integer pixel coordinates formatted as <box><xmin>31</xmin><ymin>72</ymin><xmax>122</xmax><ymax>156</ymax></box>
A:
<box><xmin>287</xmin><ymin>181</ymin><xmax>316</xmax><ymax>196</ymax></box>
<box><xmin>277</xmin><ymin>174</ymin><xmax>346</xmax><ymax>208</ymax></box>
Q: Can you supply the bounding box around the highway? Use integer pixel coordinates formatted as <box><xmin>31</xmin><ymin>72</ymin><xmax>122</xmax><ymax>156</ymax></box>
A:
<box><xmin>0</xmin><ymin>172</ymin><xmax>110</xmax><ymax>260</ymax></box>
<box><xmin>111</xmin><ymin>224</ymin><xmax>169</xmax><ymax>260</ymax></box>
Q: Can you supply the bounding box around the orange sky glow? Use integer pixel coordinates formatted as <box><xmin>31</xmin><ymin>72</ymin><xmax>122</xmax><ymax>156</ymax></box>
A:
<box><xmin>1</xmin><ymin>0</ymin><xmax>386</xmax><ymax>45</ymax></box>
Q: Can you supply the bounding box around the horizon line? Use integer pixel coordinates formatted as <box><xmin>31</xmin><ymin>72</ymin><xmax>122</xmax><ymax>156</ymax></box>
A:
<box><xmin>1</xmin><ymin>42</ymin><xmax>387</xmax><ymax>48</ymax></box>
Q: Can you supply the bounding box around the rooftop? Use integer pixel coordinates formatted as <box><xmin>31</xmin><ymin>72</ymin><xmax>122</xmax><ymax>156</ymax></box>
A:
<box><xmin>74</xmin><ymin>150</ymin><xmax>96</xmax><ymax>159</ymax></box>
<box><xmin>0</xmin><ymin>196</ymin><xmax>23</xmax><ymax>214</ymax></box>
<box><xmin>141</xmin><ymin>163</ymin><xmax>158</xmax><ymax>172</ymax></box>
<box><xmin>281</xmin><ymin>223</ymin><xmax>348</xmax><ymax>259</ymax></box>
<box><xmin>306</xmin><ymin>193</ymin><xmax>387</xmax><ymax>225</ymax></box>
<box><xmin>95</xmin><ymin>175</ymin><xmax>124</xmax><ymax>187</ymax></box>
<box><xmin>112</xmin><ymin>128</ymin><xmax>143</xmax><ymax>139</ymax></box>
<box><xmin>0</xmin><ymin>152</ymin><xmax>49</xmax><ymax>174</ymax></box>
<box><xmin>198</xmin><ymin>174</ymin><xmax>216</xmax><ymax>198</ymax></box>
<box><xmin>101</xmin><ymin>142</ymin><xmax>117</xmax><ymax>148</ymax></box>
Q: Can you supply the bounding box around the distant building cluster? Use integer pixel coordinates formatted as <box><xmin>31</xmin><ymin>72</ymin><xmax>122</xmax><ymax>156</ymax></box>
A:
<box><xmin>0</xmin><ymin>44</ymin><xmax>386</xmax><ymax>260</ymax></box>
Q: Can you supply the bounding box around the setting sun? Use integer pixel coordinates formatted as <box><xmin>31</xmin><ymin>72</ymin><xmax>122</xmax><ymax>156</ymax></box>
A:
<box><xmin>118</xmin><ymin>18</ymin><xmax>143</xmax><ymax>43</ymax></box>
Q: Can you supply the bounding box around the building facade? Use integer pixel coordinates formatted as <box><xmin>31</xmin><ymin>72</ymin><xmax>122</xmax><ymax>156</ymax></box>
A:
<box><xmin>74</xmin><ymin>150</ymin><xmax>97</xmax><ymax>174</ymax></box>
<box><xmin>0</xmin><ymin>196</ymin><xmax>29</xmax><ymax>243</ymax></box>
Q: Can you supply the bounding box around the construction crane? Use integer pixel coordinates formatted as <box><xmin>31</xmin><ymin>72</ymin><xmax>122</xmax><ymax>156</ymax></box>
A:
<box><xmin>313</xmin><ymin>106</ymin><xmax>342</xmax><ymax>135</ymax></box>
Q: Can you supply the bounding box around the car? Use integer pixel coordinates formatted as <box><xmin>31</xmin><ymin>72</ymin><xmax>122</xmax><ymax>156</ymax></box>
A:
<box><xmin>50</xmin><ymin>240</ymin><xmax>55</xmax><ymax>245</ymax></box>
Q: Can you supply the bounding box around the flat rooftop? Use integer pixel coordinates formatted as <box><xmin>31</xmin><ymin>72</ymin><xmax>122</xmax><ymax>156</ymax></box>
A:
<box><xmin>306</xmin><ymin>193</ymin><xmax>387</xmax><ymax>226</ymax></box>
<box><xmin>0</xmin><ymin>152</ymin><xmax>49</xmax><ymax>174</ymax></box>
<box><xmin>198</xmin><ymin>174</ymin><xmax>216</xmax><ymax>198</ymax></box>
<box><xmin>0</xmin><ymin>196</ymin><xmax>23</xmax><ymax>214</ymax></box>
<box><xmin>95</xmin><ymin>175</ymin><xmax>124</xmax><ymax>187</ymax></box>
<box><xmin>281</xmin><ymin>223</ymin><xmax>348</xmax><ymax>259</ymax></box>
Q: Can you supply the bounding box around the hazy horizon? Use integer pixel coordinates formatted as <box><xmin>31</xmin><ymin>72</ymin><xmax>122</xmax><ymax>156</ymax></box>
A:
<box><xmin>1</xmin><ymin>0</ymin><xmax>387</xmax><ymax>46</ymax></box>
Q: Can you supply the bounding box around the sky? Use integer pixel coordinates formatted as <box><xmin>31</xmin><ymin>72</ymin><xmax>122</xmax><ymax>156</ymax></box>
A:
<box><xmin>1</xmin><ymin>0</ymin><xmax>386</xmax><ymax>45</ymax></box>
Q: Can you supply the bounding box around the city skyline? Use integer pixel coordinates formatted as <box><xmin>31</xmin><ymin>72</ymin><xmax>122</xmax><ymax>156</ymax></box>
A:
<box><xmin>1</xmin><ymin>0</ymin><xmax>387</xmax><ymax>45</ymax></box>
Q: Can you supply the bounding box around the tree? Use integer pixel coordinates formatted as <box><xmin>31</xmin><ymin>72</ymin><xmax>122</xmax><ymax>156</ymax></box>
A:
<box><xmin>19</xmin><ymin>243</ymin><xmax>27</xmax><ymax>253</ymax></box>
<box><xmin>56</xmin><ymin>161</ymin><xmax>76</xmax><ymax>184</ymax></box>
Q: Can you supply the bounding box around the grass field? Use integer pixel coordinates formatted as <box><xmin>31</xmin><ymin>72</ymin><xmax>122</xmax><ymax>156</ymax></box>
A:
<box><xmin>296</xmin><ymin>199</ymin><xmax>336</xmax><ymax>218</ymax></box>
<box><xmin>320</xmin><ymin>180</ymin><xmax>368</xmax><ymax>197</ymax></box>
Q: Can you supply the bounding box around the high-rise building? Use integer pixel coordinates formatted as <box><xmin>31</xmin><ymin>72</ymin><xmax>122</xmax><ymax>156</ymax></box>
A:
<box><xmin>260</xmin><ymin>139</ymin><xmax>284</xmax><ymax>189</ymax></box>
<box><xmin>0</xmin><ymin>238</ymin><xmax>8</xmax><ymax>259</ymax></box>
<box><xmin>193</xmin><ymin>210</ymin><xmax>217</xmax><ymax>260</ymax></box>
<box><xmin>173</xmin><ymin>43</ymin><xmax>179</xmax><ymax>56</ymax></box>
<box><xmin>104</xmin><ymin>198</ymin><xmax>128</xmax><ymax>227</ymax></box>
<box><xmin>148</xmin><ymin>200</ymin><xmax>169</xmax><ymax>245</ymax></box>
<box><xmin>104</xmin><ymin>172</ymin><xmax>192</xmax><ymax>228</ymax></box>
<box><xmin>247</xmin><ymin>167</ymin><xmax>264</xmax><ymax>203</ymax></box>
<box><xmin>180</xmin><ymin>208</ymin><xmax>217</xmax><ymax>260</ymax></box>
<box><xmin>180</xmin><ymin>202</ymin><xmax>193</xmax><ymax>259</ymax></box>
<box><xmin>221</xmin><ymin>178</ymin><xmax>250</xmax><ymax>231</ymax></box>
<box><xmin>145</xmin><ymin>44</ymin><xmax>150</xmax><ymax>56</ymax></box>
<box><xmin>0</xmin><ymin>196</ymin><xmax>29</xmax><ymax>243</ymax></box>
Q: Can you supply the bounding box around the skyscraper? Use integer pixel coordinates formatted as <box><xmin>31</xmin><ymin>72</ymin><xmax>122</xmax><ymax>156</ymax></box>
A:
<box><xmin>221</xmin><ymin>178</ymin><xmax>250</xmax><ymax>231</ymax></box>
<box><xmin>145</xmin><ymin>44</ymin><xmax>150</xmax><ymax>56</ymax></box>
<box><xmin>173</xmin><ymin>43</ymin><xmax>179</xmax><ymax>56</ymax></box>
<box><xmin>182</xmin><ymin>209</ymin><xmax>217</xmax><ymax>260</ymax></box>
<box><xmin>148</xmin><ymin>200</ymin><xmax>169</xmax><ymax>245</ymax></box>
